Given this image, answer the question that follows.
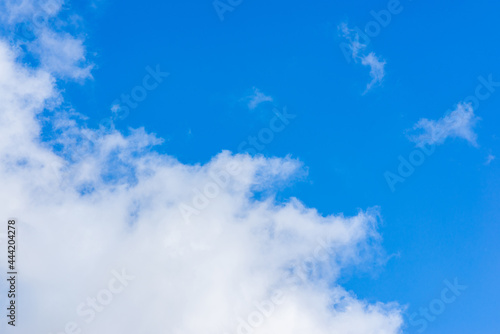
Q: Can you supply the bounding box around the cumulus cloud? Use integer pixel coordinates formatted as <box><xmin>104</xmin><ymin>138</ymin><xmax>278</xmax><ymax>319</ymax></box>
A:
<box><xmin>409</xmin><ymin>102</ymin><xmax>480</xmax><ymax>147</ymax></box>
<box><xmin>0</xmin><ymin>3</ymin><xmax>403</xmax><ymax>334</ymax></box>
<box><xmin>339</xmin><ymin>23</ymin><xmax>386</xmax><ymax>92</ymax></box>
<box><xmin>247</xmin><ymin>87</ymin><xmax>274</xmax><ymax>110</ymax></box>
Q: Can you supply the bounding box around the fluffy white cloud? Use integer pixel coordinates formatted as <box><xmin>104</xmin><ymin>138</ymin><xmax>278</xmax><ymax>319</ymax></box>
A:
<box><xmin>0</xmin><ymin>3</ymin><xmax>403</xmax><ymax>334</ymax></box>
<box><xmin>339</xmin><ymin>23</ymin><xmax>386</xmax><ymax>92</ymax></box>
<box><xmin>409</xmin><ymin>102</ymin><xmax>480</xmax><ymax>147</ymax></box>
<box><xmin>0</xmin><ymin>0</ymin><xmax>63</xmax><ymax>27</ymax></box>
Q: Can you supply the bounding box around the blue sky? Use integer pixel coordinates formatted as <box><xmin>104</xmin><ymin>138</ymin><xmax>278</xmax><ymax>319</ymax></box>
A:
<box><xmin>66</xmin><ymin>1</ymin><xmax>500</xmax><ymax>331</ymax></box>
<box><xmin>0</xmin><ymin>0</ymin><xmax>499</xmax><ymax>333</ymax></box>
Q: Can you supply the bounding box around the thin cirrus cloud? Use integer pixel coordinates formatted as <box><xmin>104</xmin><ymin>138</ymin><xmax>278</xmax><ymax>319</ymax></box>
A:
<box><xmin>247</xmin><ymin>87</ymin><xmax>274</xmax><ymax>110</ymax></box>
<box><xmin>338</xmin><ymin>23</ymin><xmax>386</xmax><ymax>93</ymax></box>
<box><xmin>408</xmin><ymin>102</ymin><xmax>481</xmax><ymax>147</ymax></box>
<box><xmin>0</xmin><ymin>2</ymin><xmax>403</xmax><ymax>334</ymax></box>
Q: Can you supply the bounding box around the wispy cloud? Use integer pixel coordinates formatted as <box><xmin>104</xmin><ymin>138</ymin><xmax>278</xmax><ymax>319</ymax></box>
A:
<box><xmin>408</xmin><ymin>102</ymin><xmax>480</xmax><ymax>147</ymax></box>
<box><xmin>339</xmin><ymin>23</ymin><xmax>386</xmax><ymax>92</ymax></box>
<box><xmin>361</xmin><ymin>52</ymin><xmax>386</xmax><ymax>93</ymax></box>
<box><xmin>1</xmin><ymin>0</ymin><xmax>93</xmax><ymax>80</ymax></box>
<box><xmin>339</xmin><ymin>23</ymin><xmax>367</xmax><ymax>60</ymax></box>
<box><xmin>485</xmin><ymin>154</ymin><xmax>495</xmax><ymax>165</ymax></box>
<box><xmin>33</xmin><ymin>29</ymin><xmax>93</xmax><ymax>79</ymax></box>
<box><xmin>247</xmin><ymin>87</ymin><xmax>273</xmax><ymax>110</ymax></box>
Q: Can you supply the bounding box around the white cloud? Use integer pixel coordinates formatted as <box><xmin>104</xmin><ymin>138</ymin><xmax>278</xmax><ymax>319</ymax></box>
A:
<box><xmin>409</xmin><ymin>102</ymin><xmax>480</xmax><ymax>147</ymax></box>
<box><xmin>0</xmin><ymin>3</ymin><xmax>403</xmax><ymax>334</ymax></box>
<box><xmin>1</xmin><ymin>0</ymin><xmax>92</xmax><ymax>80</ymax></box>
<box><xmin>339</xmin><ymin>23</ymin><xmax>386</xmax><ymax>92</ymax></box>
<box><xmin>31</xmin><ymin>28</ymin><xmax>93</xmax><ymax>80</ymax></box>
<box><xmin>247</xmin><ymin>87</ymin><xmax>273</xmax><ymax>110</ymax></box>
<box><xmin>485</xmin><ymin>154</ymin><xmax>495</xmax><ymax>165</ymax></box>
<box><xmin>339</xmin><ymin>23</ymin><xmax>367</xmax><ymax>59</ymax></box>
<box><xmin>0</xmin><ymin>0</ymin><xmax>63</xmax><ymax>24</ymax></box>
<box><xmin>361</xmin><ymin>52</ymin><xmax>386</xmax><ymax>93</ymax></box>
<box><xmin>111</xmin><ymin>103</ymin><xmax>120</xmax><ymax>112</ymax></box>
